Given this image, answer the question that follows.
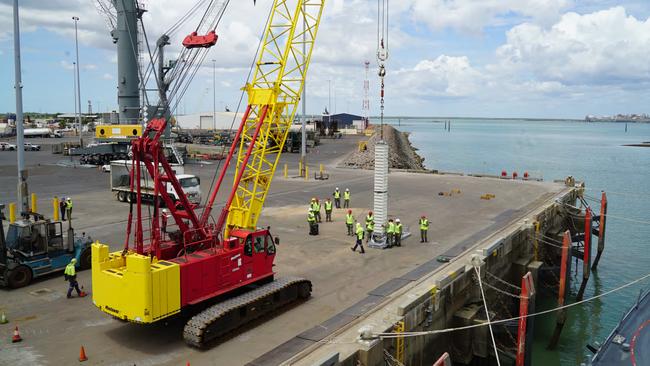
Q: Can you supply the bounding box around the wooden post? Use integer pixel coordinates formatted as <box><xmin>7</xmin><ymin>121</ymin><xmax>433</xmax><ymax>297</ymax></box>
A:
<box><xmin>516</xmin><ymin>272</ymin><xmax>535</xmax><ymax>366</ymax></box>
<box><xmin>576</xmin><ymin>208</ymin><xmax>592</xmax><ymax>301</ymax></box>
<box><xmin>533</xmin><ymin>221</ymin><xmax>540</xmax><ymax>261</ymax></box>
<box><xmin>548</xmin><ymin>230</ymin><xmax>571</xmax><ymax>349</ymax></box>
<box><xmin>592</xmin><ymin>191</ymin><xmax>607</xmax><ymax>270</ymax></box>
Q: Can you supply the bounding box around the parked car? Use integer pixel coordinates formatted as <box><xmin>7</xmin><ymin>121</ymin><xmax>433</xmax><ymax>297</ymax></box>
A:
<box><xmin>24</xmin><ymin>143</ymin><xmax>41</xmax><ymax>151</ymax></box>
<box><xmin>0</xmin><ymin>142</ymin><xmax>16</xmax><ymax>151</ymax></box>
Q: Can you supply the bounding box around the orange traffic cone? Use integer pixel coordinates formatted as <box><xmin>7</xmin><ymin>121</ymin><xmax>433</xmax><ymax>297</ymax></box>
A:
<box><xmin>79</xmin><ymin>286</ymin><xmax>87</xmax><ymax>298</ymax></box>
<box><xmin>79</xmin><ymin>346</ymin><xmax>88</xmax><ymax>362</ymax></box>
<box><xmin>12</xmin><ymin>326</ymin><xmax>22</xmax><ymax>343</ymax></box>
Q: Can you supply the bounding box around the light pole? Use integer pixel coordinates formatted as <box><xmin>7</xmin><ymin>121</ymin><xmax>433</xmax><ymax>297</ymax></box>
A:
<box><xmin>73</xmin><ymin>62</ymin><xmax>78</xmax><ymax>128</ymax></box>
<box><xmin>328</xmin><ymin>79</ymin><xmax>331</xmax><ymax>128</ymax></box>
<box><xmin>72</xmin><ymin>16</ymin><xmax>82</xmax><ymax>147</ymax></box>
<box><xmin>212</xmin><ymin>59</ymin><xmax>216</xmax><ymax>130</ymax></box>
<box><xmin>13</xmin><ymin>0</ymin><xmax>28</xmax><ymax>215</ymax></box>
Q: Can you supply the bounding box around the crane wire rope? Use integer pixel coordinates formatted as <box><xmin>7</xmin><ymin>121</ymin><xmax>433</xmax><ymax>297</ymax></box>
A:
<box><xmin>198</xmin><ymin>1</ymin><xmax>274</xmax><ymax>219</ymax></box>
<box><xmin>375</xmin><ymin>270</ymin><xmax>650</xmax><ymax>339</ymax></box>
<box><xmin>376</xmin><ymin>0</ymin><xmax>388</xmax><ymax>140</ymax></box>
<box><xmin>167</xmin><ymin>0</ymin><xmax>230</xmax><ymax>116</ymax></box>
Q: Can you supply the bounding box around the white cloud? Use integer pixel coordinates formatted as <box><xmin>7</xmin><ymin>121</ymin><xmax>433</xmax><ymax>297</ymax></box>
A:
<box><xmin>408</xmin><ymin>0</ymin><xmax>571</xmax><ymax>33</ymax></box>
<box><xmin>496</xmin><ymin>6</ymin><xmax>650</xmax><ymax>85</ymax></box>
<box><xmin>392</xmin><ymin>55</ymin><xmax>482</xmax><ymax>98</ymax></box>
<box><xmin>102</xmin><ymin>73</ymin><xmax>113</xmax><ymax>80</ymax></box>
<box><xmin>59</xmin><ymin>60</ymin><xmax>74</xmax><ymax>70</ymax></box>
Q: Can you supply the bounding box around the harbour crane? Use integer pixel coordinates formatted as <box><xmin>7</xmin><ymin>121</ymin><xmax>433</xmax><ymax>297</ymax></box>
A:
<box><xmin>91</xmin><ymin>0</ymin><xmax>325</xmax><ymax>348</ymax></box>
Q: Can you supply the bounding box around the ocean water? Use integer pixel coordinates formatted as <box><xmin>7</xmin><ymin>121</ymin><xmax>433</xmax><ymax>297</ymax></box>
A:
<box><xmin>386</xmin><ymin>118</ymin><xmax>650</xmax><ymax>365</ymax></box>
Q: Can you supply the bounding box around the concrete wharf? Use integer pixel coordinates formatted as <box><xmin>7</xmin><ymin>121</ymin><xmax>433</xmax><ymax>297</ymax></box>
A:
<box><xmin>0</xmin><ymin>135</ymin><xmax>580</xmax><ymax>366</ymax></box>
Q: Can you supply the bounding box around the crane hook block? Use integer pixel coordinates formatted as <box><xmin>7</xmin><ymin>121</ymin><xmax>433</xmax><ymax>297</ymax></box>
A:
<box><xmin>183</xmin><ymin>31</ymin><xmax>218</xmax><ymax>49</ymax></box>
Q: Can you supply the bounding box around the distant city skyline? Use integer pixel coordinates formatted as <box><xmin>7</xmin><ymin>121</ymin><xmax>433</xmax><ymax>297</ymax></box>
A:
<box><xmin>1</xmin><ymin>0</ymin><xmax>650</xmax><ymax>119</ymax></box>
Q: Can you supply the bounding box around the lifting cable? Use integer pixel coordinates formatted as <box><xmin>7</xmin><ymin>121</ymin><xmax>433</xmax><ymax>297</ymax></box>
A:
<box><xmin>199</xmin><ymin>2</ymin><xmax>274</xmax><ymax>222</ymax></box>
<box><xmin>376</xmin><ymin>0</ymin><xmax>388</xmax><ymax>140</ymax></box>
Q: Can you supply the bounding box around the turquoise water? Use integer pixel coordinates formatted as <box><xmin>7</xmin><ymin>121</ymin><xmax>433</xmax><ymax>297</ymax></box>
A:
<box><xmin>387</xmin><ymin>118</ymin><xmax>650</xmax><ymax>365</ymax></box>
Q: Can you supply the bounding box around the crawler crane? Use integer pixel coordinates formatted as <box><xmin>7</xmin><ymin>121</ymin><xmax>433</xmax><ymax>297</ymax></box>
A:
<box><xmin>91</xmin><ymin>0</ymin><xmax>325</xmax><ymax>347</ymax></box>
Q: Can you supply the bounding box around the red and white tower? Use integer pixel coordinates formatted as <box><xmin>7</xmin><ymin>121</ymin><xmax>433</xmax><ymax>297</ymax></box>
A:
<box><xmin>362</xmin><ymin>60</ymin><xmax>370</xmax><ymax>129</ymax></box>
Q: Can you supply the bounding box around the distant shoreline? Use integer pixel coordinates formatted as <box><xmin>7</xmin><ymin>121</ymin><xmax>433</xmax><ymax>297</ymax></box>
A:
<box><xmin>376</xmin><ymin>116</ymin><xmax>649</xmax><ymax>123</ymax></box>
<box><xmin>623</xmin><ymin>142</ymin><xmax>650</xmax><ymax>148</ymax></box>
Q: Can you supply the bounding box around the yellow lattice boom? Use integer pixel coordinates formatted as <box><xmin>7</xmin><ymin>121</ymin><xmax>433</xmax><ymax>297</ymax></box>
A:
<box><xmin>226</xmin><ymin>0</ymin><xmax>324</xmax><ymax>232</ymax></box>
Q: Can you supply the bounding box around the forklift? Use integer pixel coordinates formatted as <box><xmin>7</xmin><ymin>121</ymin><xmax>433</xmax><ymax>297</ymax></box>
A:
<box><xmin>0</xmin><ymin>203</ymin><xmax>93</xmax><ymax>288</ymax></box>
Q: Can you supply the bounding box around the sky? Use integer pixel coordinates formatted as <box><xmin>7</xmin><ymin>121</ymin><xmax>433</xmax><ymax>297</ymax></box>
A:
<box><xmin>1</xmin><ymin>0</ymin><xmax>650</xmax><ymax>119</ymax></box>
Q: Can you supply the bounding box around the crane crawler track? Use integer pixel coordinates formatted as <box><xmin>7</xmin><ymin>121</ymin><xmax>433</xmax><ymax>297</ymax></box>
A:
<box><xmin>183</xmin><ymin>276</ymin><xmax>312</xmax><ymax>348</ymax></box>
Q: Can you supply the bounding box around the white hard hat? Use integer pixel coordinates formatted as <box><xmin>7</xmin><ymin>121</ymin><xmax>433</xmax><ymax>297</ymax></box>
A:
<box><xmin>345</xmin><ymin>188</ymin><xmax>349</xmax><ymax>191</ymax></box>
<box><xmin>396</xmin><ymin>218</ymin><xmax>400</xmax><ymax>223</ymax></box>
<box><xmin>336</xmin><ymin>187</ymin><xmax>339</xmax><ymax>190</ymax></box>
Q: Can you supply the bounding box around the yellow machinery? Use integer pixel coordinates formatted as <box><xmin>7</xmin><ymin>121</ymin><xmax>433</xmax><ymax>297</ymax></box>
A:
<box><xmin>225</xmin><ymin>0</ymin><xmax>325</xmax><ymax>234</ymax></box>
<box><xmin>94</xmin><ymin>124</ymin><xmax>142</xmax><ymax>140</ymax></box>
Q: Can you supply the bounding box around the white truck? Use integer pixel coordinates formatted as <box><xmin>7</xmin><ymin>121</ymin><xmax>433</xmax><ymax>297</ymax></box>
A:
<box><xmin>110</xmin><ymin>160</ymin><xmax>202</xmax><ymax>205</ymax></box>
<box><xmin>24</xmin><ymin>128</ymin><xmax>62</xmax><ymax>138</ymax></box>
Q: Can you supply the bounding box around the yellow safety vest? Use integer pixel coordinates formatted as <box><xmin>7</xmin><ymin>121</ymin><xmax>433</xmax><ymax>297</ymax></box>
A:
<box><xmin>334</xmin><ymin>190</ymin><xmax>340</xmax><ymax>199</ymax></box>
<box><xmin>387</xmin><ymin>222</ymin><xmax>395</xmax><ymax>234</ymax></box>
<box><xmin>365</xmin><ymin>215</ymin><xmax>374</xmax><ymax>225</ymax></box>
<box><xmin>346</xmin><ymin>214</ymin><xmax>354</xmax><ymax>224</ymax></box>
<box><xmin>344</xmin><ymin>191</ymin><xmax>350</xmax><ymax>200</ymax></box>
<box><xmin>356</xmin><ymin>224</ymin><xmax>364</xmax><ymax>240</ymax></box>
<box><xmin>366</xmin><ymin>221</ymin><xmax>374</xmax><ymax>231</ymax></box>
<box><xmin>64</xmin><ymin>263</ymin><xmax>76</xmax><ymax>277</ymax></box>
<box><xmin>325</xmin><ymin>201</ymin><xmax>333</xmax><ymax>211</ymax></box>
<box><xmin>396</xmin><ymin>223</ymin><xmax>403</xmax><ymax>234</ymax></box>
<box><xmin>420</xmin><ymin>218</ymin><xmax>429</xmax><ymax>230</ymax></box>
<box><xmin>307</xmin><ymin>212</ymin><xmax>316</xmax><ymax>223</ymax></box>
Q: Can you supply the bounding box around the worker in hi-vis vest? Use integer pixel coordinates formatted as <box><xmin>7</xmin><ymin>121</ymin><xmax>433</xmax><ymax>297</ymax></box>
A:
<box><xmin>333</xmin><ymin>187</ymin><xmax>341</xmax><ymax>209</ymax></box>
<box><xmin>395</xmin><ymin>218</ymin><xmax>403</xmax><ymax>247</ymax></box>
<box><xmin>343</xmin><ymin>188</ymin><xmax>351</xmax><ymax>208</ymax></box>
<box><xmin>420</xmin><ymin>215</ymin><xmax>429</xmax><ymax>243</ymax></box>
<box><xmin>351</xmin><ymin>222</ymin><xmax>365</xmax><ymax>254</ymax></box>
<box><xmin>64</xmin><ymin>258</ymin><xmax>86</xmax><ymax>298</ymax></box>
<box><xmin>345</xmin><ymin>210</ymin><xmax>354</xmax><ymax>236</ymax></box>
<box><xmin>365</xmin><ymin>211</ymin><xmax>374</xmax><ymax>243</ymax></box>
<box><xmin>324</xmin><ymin>198</ymin><xmax>333</xmax><ymax>222</ymax></box>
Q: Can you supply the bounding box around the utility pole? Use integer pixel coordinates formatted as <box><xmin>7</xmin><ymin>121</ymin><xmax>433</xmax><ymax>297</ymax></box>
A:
<box><xmin>73</xmin><ymin>16</ymin><xmax>83</xmax><ymax>147</ymax></box>
<box><xmin>328</xmin><ymin>79</ymin><xmax>331</xmax><ymax>127</ymax></box>
<box><xmin>13</xmin><ymin>0</ymin><xmax>28</xmax><ymax>216</ymax></box>
<box><xmin>212</xmin><ymin>59</ymin><xmax>216</xmax><ymax>130</ymax></box>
